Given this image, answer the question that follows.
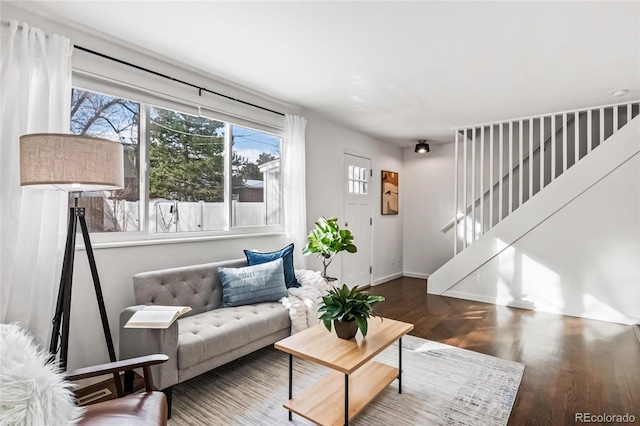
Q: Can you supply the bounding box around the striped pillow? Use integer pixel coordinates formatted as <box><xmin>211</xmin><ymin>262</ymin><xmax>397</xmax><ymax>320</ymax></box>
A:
<box><xmin>218</xmin><ymin>258</ymin><xmax>288</xmax><ymax>307</ymax></box>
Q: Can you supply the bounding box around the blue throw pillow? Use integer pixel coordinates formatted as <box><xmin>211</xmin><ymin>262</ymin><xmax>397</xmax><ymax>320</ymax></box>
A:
<box><xmin>218</xmin><ymin>258</ymin><xmax>288</xmax><ymax>308</ymax></box>
<box><xmin>244</xmin><ymin>243</ymin><xmax>300</xmax><ymax>288</ymax></box>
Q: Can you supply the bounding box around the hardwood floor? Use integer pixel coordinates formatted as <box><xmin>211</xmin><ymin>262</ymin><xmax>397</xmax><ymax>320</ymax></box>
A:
<box><xmin>372</xmin><ymin>277</ymin><xmax>640</xmax><ymax>426</ymax></box>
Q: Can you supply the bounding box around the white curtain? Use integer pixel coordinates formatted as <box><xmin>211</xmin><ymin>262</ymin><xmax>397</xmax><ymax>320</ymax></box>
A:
<box><xmin>0</xmin><ymin>21</ymin><xmax>73</xmax><ymax>348</ymax></box>
<box><xmin>282</xmin><ymin>115</ymin><xmax>308</xmax><ymax>269</ymax></box>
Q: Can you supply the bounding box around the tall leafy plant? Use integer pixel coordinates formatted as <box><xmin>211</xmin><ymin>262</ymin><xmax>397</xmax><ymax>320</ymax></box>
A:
<box><xmin>302</xmin><ymin>216</ymin><xmax>357</xmax><ymax>280</ymax></box>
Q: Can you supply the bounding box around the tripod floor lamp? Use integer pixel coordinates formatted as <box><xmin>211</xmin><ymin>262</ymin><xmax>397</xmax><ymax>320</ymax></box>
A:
<box><xmin>20</xmin><ymin>133</ymin><xmax>124</xmax><ymax>371</ymax></box>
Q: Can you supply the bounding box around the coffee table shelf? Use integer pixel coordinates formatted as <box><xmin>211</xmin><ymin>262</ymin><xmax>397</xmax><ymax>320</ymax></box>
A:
<box><xmin>284</xmin><ymin>360</ymin><xmax>398</xmax><ymax>426</ymax></box>
<box><xmin>275</xmin><ymin>317</ymin><xmax>414</xmax><ymax>426</ymax></box>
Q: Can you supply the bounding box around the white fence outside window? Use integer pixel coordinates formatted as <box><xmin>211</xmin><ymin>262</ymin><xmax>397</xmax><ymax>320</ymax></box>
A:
<box><xmin>102</xmin><ymin>200</ymin><xmax>272</xmax><ymax>233</ymax></box>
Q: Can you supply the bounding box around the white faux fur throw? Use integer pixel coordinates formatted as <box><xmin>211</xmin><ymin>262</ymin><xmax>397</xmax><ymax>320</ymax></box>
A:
<box><xmin>281</xmin><ymin>270</ymin><xmax>329</xmax><ymax>334</ymax></box>
<box><xmin>0</xmin><ymin>323</ymin><xmax>84</xmax><ymax>426</ymax></box>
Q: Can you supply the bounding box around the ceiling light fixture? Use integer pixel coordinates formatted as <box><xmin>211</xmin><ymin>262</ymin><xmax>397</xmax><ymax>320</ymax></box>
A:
<box><xmin>415</xmin><ymin>140</ymin><xmax>430</xmax><ymax>154</ymax></box>
<box><xmin>612</xmin><ymin>89</ymin><xmax>628</xmax><ymax>97</ymax></box>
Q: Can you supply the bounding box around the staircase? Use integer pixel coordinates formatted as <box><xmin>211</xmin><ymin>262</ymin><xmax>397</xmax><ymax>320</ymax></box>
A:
<box><xmin>429</xmin><ymin>101</ymin><xmax>640</xmax><ymax>324</ymax></box>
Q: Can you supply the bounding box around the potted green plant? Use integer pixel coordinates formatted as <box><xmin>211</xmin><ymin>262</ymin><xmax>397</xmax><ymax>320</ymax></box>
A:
<box><xmin>318</xmin><ymin>284</ymin><xmax>385</xmax><ymax>339</ymax></box>
<box><xmin>302</xmin><ymin>216</ymin><xmax>357</xmax><ymax>280</ymax></box>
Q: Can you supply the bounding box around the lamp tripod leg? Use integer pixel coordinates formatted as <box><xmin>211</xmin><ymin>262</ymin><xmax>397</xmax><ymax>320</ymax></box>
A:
<box><xmin>49</xmin><ymin>206</ymin><xmax>78</xmax><ymax>370</ymax></box>
<box><xmin>49</xmin><ymin>207</ymin><xmax>76</xmax><ymax>365</ymax></box>
<box><xmin>78</xmin><ymin>212</ymin><xmax>117</xmax><ymax>362</ymax></box>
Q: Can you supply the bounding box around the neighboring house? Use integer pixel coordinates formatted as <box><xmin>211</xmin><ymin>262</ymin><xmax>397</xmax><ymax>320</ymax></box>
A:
<box><xmin>233</xmin><ymin>179</ymin><xmax>264</xmax><ymax>202</ymax></box>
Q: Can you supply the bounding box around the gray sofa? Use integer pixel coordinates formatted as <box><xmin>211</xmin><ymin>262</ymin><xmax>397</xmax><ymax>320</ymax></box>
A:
<box><xmin>119</xmin><ymin>258</ymin><xmax>291</xmax><ymax>414</ymax></box>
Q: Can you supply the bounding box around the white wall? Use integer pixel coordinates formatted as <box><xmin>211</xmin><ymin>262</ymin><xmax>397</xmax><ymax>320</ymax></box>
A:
<box><xmin>304</xmin><ymin>112</ymin><xmax>404</xmax><ymax>285</ymax></box>
<box><xmin>402</xmin><ymin>143</ymin><xmax>455</xmax><ymax>278</ymax></box>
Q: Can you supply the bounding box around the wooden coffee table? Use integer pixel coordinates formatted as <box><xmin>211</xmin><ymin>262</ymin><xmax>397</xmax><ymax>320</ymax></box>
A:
<box><xmin>274</xmin><ymin>317</ymin><xmax>413</xmax><ymax>426</ymax></box>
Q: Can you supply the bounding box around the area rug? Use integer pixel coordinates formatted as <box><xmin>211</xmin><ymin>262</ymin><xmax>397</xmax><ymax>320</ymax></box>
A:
<box><xmin>169</xmin><ymin>335</ymin><xmax>525</xmax><ymax>426</ymax></box>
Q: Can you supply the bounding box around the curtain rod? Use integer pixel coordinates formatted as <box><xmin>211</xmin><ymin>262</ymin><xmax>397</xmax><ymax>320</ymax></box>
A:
<box><xmin>74</xmin><ymin>46</ymin><xmax>285</xmax><ymax>117</ymax></box>
<box><xmin>1</xmin><ymin>20</ymin><xmax>285</xmax><ymax>117</ymax></box>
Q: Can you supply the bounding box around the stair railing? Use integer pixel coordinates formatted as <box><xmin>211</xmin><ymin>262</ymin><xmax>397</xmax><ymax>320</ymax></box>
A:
<box><xmin>449</xmin><ymin>101</ymin><xmax>639</xmax><ymax>256</ymax></box>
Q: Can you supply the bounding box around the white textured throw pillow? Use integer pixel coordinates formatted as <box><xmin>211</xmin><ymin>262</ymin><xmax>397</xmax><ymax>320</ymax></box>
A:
<box><xmin>0</xmin><ymin>323</ymin><xmax>84</xmax><ymax>426</ymax></box>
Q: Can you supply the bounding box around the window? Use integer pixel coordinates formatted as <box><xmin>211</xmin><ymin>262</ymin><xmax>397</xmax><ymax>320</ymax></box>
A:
<box><xmin>231</xmin><ymin>125</ymin><xmax>281</xmax><ymax>227</ymax></box>
<box><xmin>348</xmin><ymin>165</ymin><xmax>368</xmax><ymax>195</ymax></box>
<box><xmin>70</xmin><ymin>88</ymin><xmax>140</xmax><ymax>232</ymax></box>
<box><xmin>69</xmin><ymin>87</ymin><xmax>282</xmax><ymax>238</ymax></box>
<box><xmin>149</xmin><ymin>107</ymin><xmax>226</xmax><ymax>232</ymax></box>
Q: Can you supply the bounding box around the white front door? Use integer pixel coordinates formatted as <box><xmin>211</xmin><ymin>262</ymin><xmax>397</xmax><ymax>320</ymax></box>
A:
<box><xmin>342</xmin><ymin>153</ymin><xmax>372</xmax><ymax>288</ymax></box>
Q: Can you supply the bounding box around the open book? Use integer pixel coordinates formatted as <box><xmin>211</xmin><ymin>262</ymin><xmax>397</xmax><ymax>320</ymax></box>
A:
<box><xmin>124</xmin><ymin>305</ymin><xmax>192</xmax><ymax>329</ymax></box>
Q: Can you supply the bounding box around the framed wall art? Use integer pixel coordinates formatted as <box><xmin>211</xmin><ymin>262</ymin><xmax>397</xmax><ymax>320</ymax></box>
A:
<box><xmin>381</xmin><ymin>170</ymin><xmax>398</xmax><ymax>215</ymax></box>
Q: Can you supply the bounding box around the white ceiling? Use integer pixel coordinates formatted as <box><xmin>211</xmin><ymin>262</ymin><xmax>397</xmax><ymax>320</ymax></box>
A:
<box><xmin>9</xmin><ymin>1</ymin><xmax>640</xmax><ymax>147</ymax></box>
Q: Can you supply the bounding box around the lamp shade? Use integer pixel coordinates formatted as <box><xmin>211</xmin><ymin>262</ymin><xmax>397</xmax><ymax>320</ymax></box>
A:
<box><xmin>415</xmin><ymin>140</ymin><xmax>430</xmax><ymax>153</ymax></box>
<box><xmin>20</xmin><ymin>133</ymin><xmax>124</xmax><ymax>192</ymax></box>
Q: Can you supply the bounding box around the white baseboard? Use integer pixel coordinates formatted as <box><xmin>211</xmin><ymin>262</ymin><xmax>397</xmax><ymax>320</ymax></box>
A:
<box><xmin>442</xmin><ymin>290</ymin><xmax>534</xmax><ymax>311</ymax></box>
<box><xmin>402</xmin><ymin>271</ymin><xmax>430</xmax><ymax>280</ymax></box>
<box><xmin>445</xmin><ymin>290</ymin><xmax>637</xmax><ymax>324</ymax></box>
<box><xmin>442</xmin><ymin>290</ymin><xmax>496</xmax><ymax>303</ymax></box>
<box><xmin>372</xmin><ymin>272</ymin><xmax>403</xmax><ymax>286</ymax></box>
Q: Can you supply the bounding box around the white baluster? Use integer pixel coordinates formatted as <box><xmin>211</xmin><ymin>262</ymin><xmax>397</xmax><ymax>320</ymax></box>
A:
<box><xmin>509</xmin><ymin>121</ymin><xmax>513</xmax><ymax>215</ymax></box>
<box><xmin>463</xmin><ymin>128</ymin><xmax>468</xmax><ymax>248</ymax></box>
<box><xmin>489</xmin><ymin>125</ymin><xmax>494</xmax><ymax>229</ymax></box>
<box><xmin>627</xmin><ymin>103</ymin><xmax>633</xmax><ymax>125</ymax></box>
<box><xmin>499</xmin><ymin>124</ymin><xmax>504</xmax><ymax>222</ymax></box>
<box><xmin>562</xmin><ymin>113</ymin><xmax>568</xmax><ymax>173</ymax></box>
<box><xmin>518</xmin><ymin>120</ymin><xmax>523</xmax><ymax>208</ymax></box>
<box><xmin>529</xmin><ymin>118</ymin><xmax>533</xmax><ymax>199</ymax></box>
<box><xmin>587</xmin><ymin>110</ymin><xmax>593</xmax><ymax>153</ymax></box>
<box><xmin>454</xmin><ymin>130</ymin><xmax>459</xmax><ymax>256</ymax></box>
<box><xmin>575</xmin><ymin>112</ymin><xmax>580</xmax><ymax>164</ymax></box>
<box><xmin>471</xmin><ymin>128</ymin><xmax>476</xmax><ymax>242</ymax></box>
<box><xmin>480</xmin><ymin>126</ymin><xmax>484</xmax><ymax>235</ymax></box>
<box><xmin>540</xmin><ymin>116</ymin><xmax>545</xmax><ymax>191</ymax></box>
<box><xmin>614</xmin><ymin>106</ymin><xmax>619</xmax><ymax>132</ymax></box>
<box><xmin>551</xmin><ymin>115</ymin><xmax>556</xmax><ymax>182</ymax></box>
<box><xmin>600</xmin><ymin>108</ymin><xmax>605</xmax><ymax>145</ymax></box>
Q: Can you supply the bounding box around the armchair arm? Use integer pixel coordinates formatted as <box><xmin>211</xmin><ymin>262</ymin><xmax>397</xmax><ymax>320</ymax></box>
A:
<box><xmin>65</xmin><ymin>354</ymin><xmax>168</xmax><ymax>380</ymax></box>
<box><xmin>65</xmin><ymin>354</ymin><xmax>168</xmax><ymax>396</ymax></box>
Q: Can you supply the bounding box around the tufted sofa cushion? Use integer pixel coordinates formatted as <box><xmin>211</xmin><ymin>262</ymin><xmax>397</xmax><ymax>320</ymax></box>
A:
<box><xmin>132</xmin><ymin>259</ymin><xmax>247</xmax><ymax>317</ymax></box>
<box><xmin>177</xmin><ymin>302</ymin><xmax>289</xmax><ymax>370</ymax></box>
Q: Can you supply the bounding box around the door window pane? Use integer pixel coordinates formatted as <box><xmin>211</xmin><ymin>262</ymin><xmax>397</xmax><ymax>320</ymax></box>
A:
<box><xmin>347</xmin><ymin>165</ymin><xmax>368</xmax><ymax>195</ymax></box>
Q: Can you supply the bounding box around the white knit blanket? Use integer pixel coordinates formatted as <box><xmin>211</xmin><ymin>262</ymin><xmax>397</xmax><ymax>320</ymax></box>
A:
<box><xmin>281</xmin><ymin>270</ymin><xmax>329</xmax><ymax>334</ymax></box>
